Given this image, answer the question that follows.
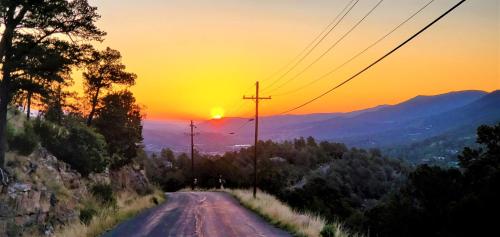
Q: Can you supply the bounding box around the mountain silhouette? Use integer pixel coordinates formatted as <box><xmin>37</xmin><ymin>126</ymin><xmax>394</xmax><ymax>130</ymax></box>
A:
<box><xmin>142</xmin><ymin>90</ymin><xmax>499</xmax><ymax>158</ymax></box>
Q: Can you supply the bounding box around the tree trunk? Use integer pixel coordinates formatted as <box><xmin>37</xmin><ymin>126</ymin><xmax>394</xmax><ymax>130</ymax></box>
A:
<box><xmin>0</xmin><ymin>4</ymin><xmax>28</xmax><ymax>170</ymax></box>
<box><xmin>55</xmin><ymin>86</ymin><xmax>63</xmax><ymax>125</ymax></box>
<box><xmin>0</xmin><ymin>27</ymin><xmax>15</xmax><ymax>170</ymax></box>
<box><xmin>0</xmin><ymin>16</ymin><xmax>15</xmax><ymax>62</ymax></box>
<box><xmin>0</xmin><ymin>82</ymin><xmax>11</xmax><ymax>170</ymax></box>
<box><xmin>26</xmin><ymin>91</ymin><xmax>32</xmax><ymax>120</ymax></box>
<box><xmin>86</xmin><ymin>88</ymin><xmax>100</xmax><ymax>126</ymax></box>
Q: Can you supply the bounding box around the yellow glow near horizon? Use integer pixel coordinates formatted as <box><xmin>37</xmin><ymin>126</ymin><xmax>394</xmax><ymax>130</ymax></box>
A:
<box><xmin>210</xmin><ymin>107</ymin><xmax>225</xmax><ymax>120</ymax></box>
<box><xmin>79</xmin><ymin>0</ymin><xmax>499</xmax><ymax>120</ymax></box>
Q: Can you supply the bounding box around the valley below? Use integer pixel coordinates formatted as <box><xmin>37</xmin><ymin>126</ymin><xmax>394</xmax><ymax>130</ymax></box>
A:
<box><xmin>144</xmin><ymin>90</ymin><xmax>500</xmax><ymax>165</ymax></box>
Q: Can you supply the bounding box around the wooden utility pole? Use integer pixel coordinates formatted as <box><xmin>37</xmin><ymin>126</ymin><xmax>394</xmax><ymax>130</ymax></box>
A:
<box><xmin>190</xmin><ymin>120</ymin><xmax>196</xmax><ymax>190</ymax></box>
<box><xmin>243</xmin><ymin>81</ymin><xmax>271</xmax><ymax>198</ymax></box>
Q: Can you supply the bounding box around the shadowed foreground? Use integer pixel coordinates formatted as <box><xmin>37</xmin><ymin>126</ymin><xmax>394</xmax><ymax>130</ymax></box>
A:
<box><xmin>101</xmin><ymin>191</ymin><xmax>292</xmax><ymax>237</ymax></box>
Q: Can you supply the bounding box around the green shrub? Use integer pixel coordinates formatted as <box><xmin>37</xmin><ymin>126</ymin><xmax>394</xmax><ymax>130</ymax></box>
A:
<box><xmin>8</xmin><ymin>122</ymin><xmax>39</xmax><ymax>155</ymax></box>
<box><xmin>33</xmin><ymin>119</ymin><xmax>110</xmax><ymax>176</ymax></box>
<box><xmin>320</xmin><ymin>224</ymin><xmax>337</xmax><ymax>237</ymax></box>
<box><xmin>63</xmin><ymin>126</ymin><xmax>109</xmax><ymax>176</ymax></box>
<box><xmin>33</xmin><ymin>118</ymin><xmax>65</xmax><ymax>149</ymax></box>
<box><xmin>91</xmin><ymin>183</ymin><xmax>116</xmax><ymax>206</ymax></box>
<box><xmin>6</xmin><ymin>123</ymin><xmax>15</xmax><ymax>139</ymax></box>
<box><xmin>79</xmin><ymin>207</ymin><xmax>97</xmax><ymax>225</ymax></box>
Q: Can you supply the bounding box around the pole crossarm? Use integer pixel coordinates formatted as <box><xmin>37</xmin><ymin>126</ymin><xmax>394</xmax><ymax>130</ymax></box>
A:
<box><xmin>243</xmin><ymin>96</ymin><xmax>272</xmax><ymax>100</ymax></box>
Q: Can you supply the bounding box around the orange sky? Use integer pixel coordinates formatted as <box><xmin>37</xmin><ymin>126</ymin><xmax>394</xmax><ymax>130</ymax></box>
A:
<box><xmin>78</xmin><ymin>0</ymin><xmax>499</xmax><ymax>120</ymax></box>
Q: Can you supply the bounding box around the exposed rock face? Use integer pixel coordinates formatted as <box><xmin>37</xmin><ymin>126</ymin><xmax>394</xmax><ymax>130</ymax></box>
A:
<box><xmin>0</xmin><ymin>149</ymin><xmax>153</xmax><ymax>236</ymax></box>
<box><xmin>88</xmin><ymin>170</ymin><xmax>111</xmax><ymax>185</ymax></box>
<box><xmin>0</xmin><ymin>148</ymin><xmax>87</xmax><ymax>237</ymax></box>
<box><xmin>110</xmin><ymin>164</ymin><xmax>151</xmax><ymax>195</ymax></box>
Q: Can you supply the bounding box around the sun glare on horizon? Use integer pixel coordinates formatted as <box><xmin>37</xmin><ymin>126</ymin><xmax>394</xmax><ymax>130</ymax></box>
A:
<box><xmin>210</xmin><ymin>107</ymin><xmax>225</xmax><ymax>120</ymax></box>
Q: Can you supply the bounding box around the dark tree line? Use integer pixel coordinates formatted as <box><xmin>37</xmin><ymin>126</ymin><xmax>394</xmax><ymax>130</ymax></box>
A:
<box><xmin>365</xmin><ymin>123</ymin><xmax>500</xmax><ymax>237</ymax></box>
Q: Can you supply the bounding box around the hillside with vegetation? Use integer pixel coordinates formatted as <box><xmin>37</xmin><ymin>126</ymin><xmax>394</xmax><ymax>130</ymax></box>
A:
<box><xmin>0</xmin><ymin>1</ymin><xmax>164</xmax><ymax>236</ymax></box>
<box><xmin>147</xmin><ymin>123</ymin><xmax>500</xmax><ymax>237</ymax></box>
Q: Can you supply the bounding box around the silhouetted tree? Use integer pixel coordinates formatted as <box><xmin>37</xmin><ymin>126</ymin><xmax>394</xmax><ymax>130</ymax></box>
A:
<box><xmin>83</xmin><ymin>47</ymin><xmax>136</xmax><ymax>126</ymax></box>
<box><xmin>94</xmin><ymin>90</ymin><xmax>142</xmax><ymax>169</ymax></box>
<box><xmin>13</xmin><ymin>37</ymin><xmax>83</xmax><ymax>120</ymax></box>
<box><xmin>0</xmin><ymin>0</ymin><xmax>104</xmax><ymax>168</ymax></box>
<box><xmin>366</xmin><ymin>123</ymin><xmax>500</xmax><ymax>237</ymax></box>
<box><xmin>43</xmin><ymin>82</ymin><xmax>75</xmax><ymax>125</ymax></box>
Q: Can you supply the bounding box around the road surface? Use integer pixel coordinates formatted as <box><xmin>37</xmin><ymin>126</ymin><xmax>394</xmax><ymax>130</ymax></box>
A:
<box><xmin>102</xmin><ymin>191</ymin><xmax>292</xmax><ymax>237</ymax></box>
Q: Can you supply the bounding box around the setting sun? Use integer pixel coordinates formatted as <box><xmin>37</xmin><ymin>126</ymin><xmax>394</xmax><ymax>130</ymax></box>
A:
<box><xmin>210</xmin><ymin>107</ymin><xmax>225</xmax><ymax>119</ymax></box>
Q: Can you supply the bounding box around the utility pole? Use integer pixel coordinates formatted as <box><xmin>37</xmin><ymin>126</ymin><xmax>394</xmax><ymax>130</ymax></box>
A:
<box><xmin>190</xmin><ymin>120</ymin><xmax>196</xmax><ymax>190</ymax></box>
<box><xmin>243</xmin><ymin>81</ymin><xmax>271</xmax><ymax>198</ymax></box>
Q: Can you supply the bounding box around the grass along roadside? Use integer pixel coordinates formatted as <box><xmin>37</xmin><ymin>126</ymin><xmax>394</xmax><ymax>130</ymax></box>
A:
<box><xmin>53</xmin><ymin>189</ymin><xmax>165</xmax><ymax>237</ymax></box>
<box><xmin>226</xmin><ymin>189</ymin><xmax>360</xmax><ymax>237</ymax></box>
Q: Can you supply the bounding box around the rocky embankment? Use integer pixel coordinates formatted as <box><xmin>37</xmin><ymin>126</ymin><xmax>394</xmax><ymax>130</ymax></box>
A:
<box><xmin>0</xmin><ymin>148</ymin><xmax>149</xmax><ymax>236</ymax></box>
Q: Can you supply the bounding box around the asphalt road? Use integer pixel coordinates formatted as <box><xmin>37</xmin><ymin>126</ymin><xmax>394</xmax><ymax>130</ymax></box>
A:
<box><xmin>101</xmin><ymin>191</ymin><xmax>292</xmax><ymax>237</ymax></box>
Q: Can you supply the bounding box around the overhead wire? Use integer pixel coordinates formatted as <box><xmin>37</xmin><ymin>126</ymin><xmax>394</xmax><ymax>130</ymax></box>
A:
<box><xmin>262</xmin><ymin>0</ymin><xmax>360</xmax><ymax>90</ymax></box>
<box><xmin>228</xmin><ymin>118</ymin><xmax>255</xmax><ymax>135</ymax></box>
<box><xmin>265</xmin><ymin>0</ymin><xmax>385</xmax><ymax>94</ymax></box>
<box><xmin>231</xmin><ymin>0</ymin><xmax>359</xmax><ymax>123</ymax></box>
<box><xmin>273</xmin><ymin>0</ymin><xmax>436</xmax><ymax>97</ymax></box>
<box><xmin>278</xmin><ymin>0</ymin><xmax>467</xmax><ymax>115</ymax></box>
<box><xmin>224</xmin><ymin>82</ymin><xmax>256</xmax><ymax>117</ymax></box>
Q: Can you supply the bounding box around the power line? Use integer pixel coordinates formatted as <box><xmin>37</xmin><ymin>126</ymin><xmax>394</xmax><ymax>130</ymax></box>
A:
<box><xmin>262</xmin><ymin>0</ymin><xmax>359</xmax><ymax>89</ymax></box>
<box><xmin>279</xmin><ymin>0</ymin><xmax>466</xmax><ymax>115</ymax></box>
<box><xmin>227</xmin><ymin>1</ymin><xmax>354</xmax><ymax>116</ymax></box>
<box><xmin>265</xmin><ymin>0</ymin><xmax>385</xmax><ymax>94</ymax></box>
<box><xmin>274</xmin><ymin>0</ymin><xmax>435</xmax><ymax>97</ymax></box>
<box><xmin>224</xmin><ymin>82</ymin><xmax>256</xmax><ymax>117</ymax></box>
<box><xmin>225</xmin><ymin>100</ymin><xmax>249</xmax><ymax>117</ymax></box>
<box><xmin>261</xmin><ymin>0</ymin><xmax>358</xmax><ymax>84</ymax></box>
<box><xmin>230</xmin><ymin>0</ymin><xmax>358</xmax><ymax>118</ymax></box>
<box><xmin>262</xmin><ymin>0</ymin><xmax>360</xmax><ymax>90</ymax></box>
<box><xmin>228</xmin><ymin>118</ymin><xmax>254</xmax><ymax>135</ymax></box>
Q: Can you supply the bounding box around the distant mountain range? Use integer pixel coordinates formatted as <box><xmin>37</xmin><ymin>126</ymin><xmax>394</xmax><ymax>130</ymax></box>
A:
<box><xmin>143</xmin><ymin>90</ymin><xmax>500</xmax><ymax>163</ymax></box>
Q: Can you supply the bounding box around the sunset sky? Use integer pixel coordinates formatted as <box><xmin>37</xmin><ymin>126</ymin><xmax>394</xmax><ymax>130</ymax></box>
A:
<box><xmin>81</xmin><ymin>0</ymin><xmax>499</xmax><ymax>120</ymax></box>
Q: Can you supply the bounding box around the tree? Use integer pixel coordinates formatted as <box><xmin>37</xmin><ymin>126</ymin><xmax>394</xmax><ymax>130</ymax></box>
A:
<box><xmin>160</xmin><ymin>148</ymin><xmax>176</xmax><ymax>163</ymax></box>
<box><xmin>366</xmin><ymin>123</ymin><xmax>500</xmax><ymax>237</ymax></box>
<box><xmin>0</xmin><ymin>0</ymin><xmax>105</xmax><ymax>169</ymax></box>
<box><xmin>94</xmin><ymin>90</ymin><xmax>142</xmax><ymax>169</ymax></box>
<box><xmin>294</xmin><ymin>137</ymin><xmax>306</xmax><ymax>149</ymax></box>
<box><xmin>83</xmin><ymin>47</ymin><xmax>136</xmax><ymax>126</ymax></box>
<box><xmin>459</xmin><ymin>124</ymin><xmax>500</xmax><ymax>175</ymax></box>
<box><xmin>306</xmin><ymin>136</ymin><xmax>317</xmax><ymax>147</ymax></box>
<box><xmin>13</xmin><ymin>37</ymin><xmax>81</xmax><ymax>120</ymax></box>
<box><xmin>43</xmin><ymin>82</ymin><xmax>71</xmax><ymax>124</ymax></box>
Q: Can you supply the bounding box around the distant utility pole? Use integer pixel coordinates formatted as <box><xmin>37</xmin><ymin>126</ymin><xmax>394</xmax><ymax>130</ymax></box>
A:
<box><xmin>189</xmin><ymin>120</ymin><xmax>196</xmax><ymax>190</ymax></box>
<box><xmin>243</xmin><ymin>81</ymin><xmax>271</xmax><ymax>198</ymax></box>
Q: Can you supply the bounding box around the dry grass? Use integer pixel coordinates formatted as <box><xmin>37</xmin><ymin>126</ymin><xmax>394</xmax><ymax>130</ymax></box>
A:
<box><xmin>226</xmin><ymin>189</ymin><xmax>359</xmax><ymax>237</ymax></box>
<box><xmin>53</xmin><ymin>189</ymin><xmax>165</xmax><ymax>237</ymax></box>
